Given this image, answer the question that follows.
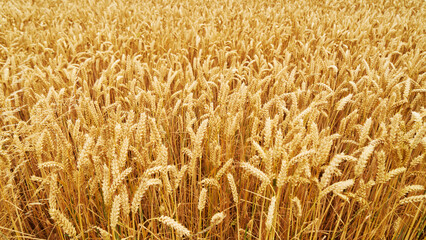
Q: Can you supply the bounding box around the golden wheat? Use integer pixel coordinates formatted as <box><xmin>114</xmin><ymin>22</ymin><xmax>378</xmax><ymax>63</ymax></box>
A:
<box><xmin>265</xmin><ymin>196</ymin><xmax>276</xmax><ymax>231</ymax></box>
<box><xmin>227</xmin><ymin>173</ymin><xmax>239</xmax><ymax>204</ymax></box>
<box><xmin>158</xmin><ymin>215</ymin><xmax>191</xmax><ymax>237</ymax></box>
<box><xmin>210</xmin><ymin>211</ymin><xmax>226</xmax><ymax>226</ymax></box>
<box><xmin>49</xmin><ymin>209</ymin><xmax>77</xmax><ymax>238</ymax></box>
<box><xmin>1</xmin><ymin>0</ymin><xmax>425</xmax><ymax>239</ymax></box>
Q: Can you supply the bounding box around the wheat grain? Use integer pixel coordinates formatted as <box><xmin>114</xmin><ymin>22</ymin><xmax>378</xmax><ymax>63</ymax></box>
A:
<box><xmin>149</xmin><ymin>117</ymin><xmax>161</xmax><ymax>144</ymax></box>
<box><xmin>120</xmin><ymin>188</ymin><xmax>130</xmax><ymax>217</ymax></box>
<box><xmin>411</xmin><ymin>123</ymin><xmax>425</xmax><ymax>149</ymax></box>
<box><xmin>289</xmin><ymin>149</ymin><xmax>315</xmax><ymax>166</ymax></box>
<box><xmin>320</xmin><ymin>154</ymin><xmax>345</xmax><ymax>189</ymax></box>
<box><xmin>110</xmin><ymin>194</ymin><xmax>121</xmax><ymax>228</ymax></box>
<box><xmin>199</xmin><ymin>178</ymin><xmax>220</xmax><ymax>189</ymax></box>
<box><xmin>355</xmin><ymin>179</ymin><xmax>376</xmax><ymax>200</ymax></box>
<box><xmin>118</xmin><ymin>136</ymin><xmax>129</xmax><ymax>170</ymax></box>
<box><xmin>399</xmin><ymin>194</ymin><xmax>426</xmax><ymax>205</ymax></box>
<box><xmin>210</xmin><ymin>211</ymin><xmax>226</xmax><ymax>226</ymax></box>
<box><xmin>227</xmin><ymin>173</ymin><xmax>239</xmax><ymax>204</ymax></box>
<box><xmin>162</xmin><ymin>170</ymin><xmax>173</xmax><ymax>195</ymax></box>
<box><xmin>265</xmin><ymin>196</ymin><xmax>276</xmax><ymax>231</ymax></box>
<box><xmin>384</xmin><ymin>167</ymin><xmax>406</xmax><ymax>183</ymax></box>
<box><xmin>49</xmin><ymin>173</ymin><xmax>58</xmax><ymax>210</ymax></box>
<box><xmin>77</xmin><ymin>134</ymin><xmax>94</xmax><ymax>169</ymax></box>
<box><xmin>252</xmin><ymin>141</ymin><xmax>267</xmax><ymax>161</ymax></box>
<box><xmin>355</xmin><ymin>143</ymin><xmax>375</xmax><ymax>177</ymax></box>
<box><xmin>292</xmin><ymin>197</ymin><xmax>302</xmax><ymax>218</ymax></box>
<box><xmin>144</xmin><ymin>166</ymin><xmax>165</xmax><ymax>177</ymax></box>
<box><xmin>198</xmin><ymin>187</ymin><xmax>208</xmax><ymax>211</ymax></box>
<box><xmin>277</xmin><ymin>150</ymin><xmax>289</xmax><ymax>188</ymax></box>
<box><xmin>155</xmin><ymin>144</ymin><xmax>168</xmax><ymax>166</ymax></box>
<box><xmin>399</xmin><ymin>185</ymin><xmax>425</xmax><ymax>197</ymax></box>
<box><xmin>240</xmin><ymin>162</ymin><xmax>269</xmax><ymax>183</ymax></box>
<box><xmin>393</xmin><ymin>217</ymin><xmax>402</xmax><ymax>234</ymax></box>
<box><xmin>39</xmin><ymin>161</ymin><xmax>64</xmax><ymax>170</ymax></box>
<box><xmin>49</xmin><ymin>209</ymin><xmax>77</xmax><ymax>238</ymax></box>
<box><xmin>319</xmin><ymin>179</ymin><xmax>354</xmax><ymax>200</ymax></box>
<box><xmin>389</xmin><ymin>113</ymin><xmax>402</xmax><ymax>143</ymax></box>
<box><xmin>158</xmin><ymin>216</ymin><xmax>191</xmax><ymax>237</ymax></box>
<box><xmin>315</xmin><ymin>135</ymin><xmax>340</xmax><ymax>166</ymax></box>
<box><xmin>174</xmin><ymin>165</ymin><xmax>188</xmax><ymax>189</ymax></box>
<box><xmin>92</xmin><ymin>226</ymin><xmax>111</xmax><ymax>239</ymax></box>
<box><xmin>359</xmin><ymin>118</ymin><xmax>372</xmax><ymax>146</ymax></box>
<box><xmin>336</xmin><ymin>94</ymin><xmax>353</xmax><ymax>111</ymax></box>
<box><xmin>403</xmin><ymin>78</ymin><xmax>411</xmax><ymax>99</ymax></box>
<box><xmin>215</xmin><ymin>158</ymin><xmax>234</xmax><ymax>180</ymax></box>
<box><xmin>410</xmin><ymin>153</ymin><xmax>425</xmax><ymax>168</ymax></box>
<box><xmin>376</xmin><ymin>150</ymin><xmax>386</xmax><ymax>184</ymax></box>
<box><xmin>136</xmin><ymin>112</ymin><xmax>147</xmax><ymax>144</ymax></box>
<box><xmin>194</xmin><ymin>119</ymin><xmax>209</xmax><ymax>159</ymax></box>
<box><xmin>106</xmin><ymin>167</ymin><xmax>133</xmax><ymax>204</ymax></box>
<box><xmin>264</xmin><ymin>117</ymin><xmax>272</xmax><ymax>148</ymax></box>
<box><xmin>131</xmin><ymin>178</ymin><xmax>162</xmax><ymax>214</ymax></box>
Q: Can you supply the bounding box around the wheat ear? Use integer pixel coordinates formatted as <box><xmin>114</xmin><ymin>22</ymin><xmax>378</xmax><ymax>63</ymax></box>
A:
<box><xmin>265</xmin><ymin>196</ymin><xmax>276</xmax><ymax>231</ymax></box>
<box><xmin>49</xmin><ymin>209</ymin><xmax>77</xmax><ymax>238</ymax></box>
<box><xmin>158</xmin><ymin>215</ymin><xmax>191</xmax><ymax>237</ymax></box>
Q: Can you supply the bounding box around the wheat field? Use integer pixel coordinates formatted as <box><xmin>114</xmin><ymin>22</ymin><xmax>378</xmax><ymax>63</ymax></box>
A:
<box><xmin>0</xmin><ymin>0</ymin><xmax>425</xmax><ymax>239</ymax></box>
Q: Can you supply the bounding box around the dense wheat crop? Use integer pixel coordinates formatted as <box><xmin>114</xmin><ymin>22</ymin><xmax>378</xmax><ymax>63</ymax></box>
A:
<box><xmin>0</xmin><ymin>0</ymin><xmax>425</xmax><ymax>239</ymax></box>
